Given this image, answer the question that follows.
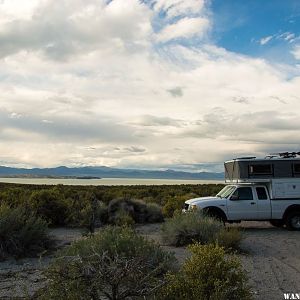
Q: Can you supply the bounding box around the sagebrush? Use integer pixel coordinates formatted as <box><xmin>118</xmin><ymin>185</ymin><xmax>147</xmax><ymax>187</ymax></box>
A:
<box><xmin>158</xmin><ymin>243</ymin><xmax>252</xmax><ymax>300</ymax></box>
<box><xmin>108</xmin><ymin>198</ymin><xmax>164</xmax><ymax>225</ymax></box>
<box><xmin>161</xmin><ymin>211</ymin><xmax>243</xmax><ymax>249</ymax></box>
<box><xmin>0</xmin><ymin>204</ymin><xmax>50</xmax><ymax>259</ymax></box>
<box><xmin>0</xmin><ymin>183</ymin><xmax>223</xmax><ymax>227</ymax></box>
<box><xmin>39</xmin><ymin>226</ymin><xmax>175</xmax><ymax>300</ymax></box>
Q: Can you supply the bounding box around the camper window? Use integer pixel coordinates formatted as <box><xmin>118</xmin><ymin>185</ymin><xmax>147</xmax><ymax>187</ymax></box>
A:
<box><xmin>249</xmin><ymin>164</ymin><xmax>272</xmax><ymax>175</ymax></box>
<box><xmin>293</xmin><ymin>163</ymin><xmax>300</xmax><ymax>174</ymax></box>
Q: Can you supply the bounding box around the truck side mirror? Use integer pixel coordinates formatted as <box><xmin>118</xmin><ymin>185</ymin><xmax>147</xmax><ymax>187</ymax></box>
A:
<box><xmin>230</xmin><ymin>194</ymin><xmax>239</xmax><ymax>201</ymax></box>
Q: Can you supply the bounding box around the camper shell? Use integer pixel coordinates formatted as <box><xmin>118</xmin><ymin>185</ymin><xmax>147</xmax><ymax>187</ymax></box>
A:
<box><xmin>224</xmin><ymin>155</ymin><xmax>300</xmax><ymax>200</ymax></box>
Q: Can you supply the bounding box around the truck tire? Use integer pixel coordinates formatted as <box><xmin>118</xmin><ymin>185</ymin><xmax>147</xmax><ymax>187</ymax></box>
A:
<box><xmin>285</xmin><ymin>211</ymin><xmax>300</xmax><ymax>231</ymax></box>
<box><xmin>203</xmin><ymin>209</ymin><xmax>226</xmax><ymax>224</ymax></box>
<box><xmin>269</xmin><ymin>220</ymin><xmax>284</xmax><ymax>228</ymax></box>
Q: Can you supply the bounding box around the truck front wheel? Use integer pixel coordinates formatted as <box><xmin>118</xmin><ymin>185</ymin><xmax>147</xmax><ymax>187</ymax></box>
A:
<box><xmin>285</xmin><ymin>211</ymin><xmax>300</xmax><ymax>231</ymax></box>
<box><xmin>269</xmin><ymin>220</ymin><xmax>284</xmax><ymax>228</ymax></box>
<box><xmin>203</xmin><ymin>208</ymin><xmax>226</xmax><ymax>224</ymax></box>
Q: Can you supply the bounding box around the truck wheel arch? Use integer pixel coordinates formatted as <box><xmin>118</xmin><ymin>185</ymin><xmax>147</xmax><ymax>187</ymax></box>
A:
<box><xmin>283</xmin><ymin>205</ymin><xmax>300</xmax><ymax>231</ymax></box>
<box><xmin>283</xmin><ymin>204</ymin><xmax>300</xmax><ymax>221</ymax></box>
<box><xmin>203</xmin><ymin>206</ymin><xmax>227</xmax><ymax>222</ymax></box>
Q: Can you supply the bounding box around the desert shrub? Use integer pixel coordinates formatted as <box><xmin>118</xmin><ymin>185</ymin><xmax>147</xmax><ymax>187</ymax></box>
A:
<box><xmin>29</xmin><ymin>189</ymin><xmax>68</xmax><ymax>225</ymax></box>
<box><xmin>162</xmin><ymin>196</ymin><xmax>186</xmax><ymax>218</ymax></box>
<box><xmin>0</xmin><ymin>184</ymin><xmax>225</xmax><ymax>227</ymax></box>
<box><xmin>161</xmin><ymin>211</ymin><xmax>223</xmax><ymax>246</ymax></box>
<box><xmin>0</xmin><ymin>204</ymin><xmax>49</xmax><ymax>259</ymax></box>
<box><xmin>146</xmin><ymin>202</ymin><xmax>164</xmax><ymax>222</ymax></box>
<box><xmin>40</xmin><ymin>226</ymin><xmax>175</xmax><ymax>300</ymax></box>
<box><xmin>0</xmin><ymin>187</ymin><xmax>32</xmax><ymax>207</ymax></box>
<box><xmin>158</xmin><ymin>243</ymin><xmax>252</xmax><ymax>300</ymax></box>
<box><xmin>78</xmin><ymin>200</ymin><xmax>109</xmax><ymax>228</ymax></box>
<box><xmin>217</xmin><ymin>227</ymin><xmax>243</xmax><ymax>250</ymax></box>
<box><xmin>108</xmin><ymin>198</ymin><xmax>164</xmax><ymax>224</ymax></box>
<box><xmin>162</xmin><ymin>193</ymin><xmax>200</xmax><ymax>218</ymax></box>
<box><xmin>113</xmin><ymin>209</ymin><xmax>135</xmax><ymax>226</ymax></box>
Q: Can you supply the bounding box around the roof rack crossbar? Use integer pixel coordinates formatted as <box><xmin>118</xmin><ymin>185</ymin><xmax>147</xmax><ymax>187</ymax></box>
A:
<box><xmin>269</xmin><ymin>152</ymin><xmax>300</xmax><ymax>158</ymax></box>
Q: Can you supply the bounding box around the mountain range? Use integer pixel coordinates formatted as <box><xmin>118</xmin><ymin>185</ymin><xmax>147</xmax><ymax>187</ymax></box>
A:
<box><xmin>0</xmin><ymin>166</ymin><xmax>224</xmax><ymax>180</ymax></box>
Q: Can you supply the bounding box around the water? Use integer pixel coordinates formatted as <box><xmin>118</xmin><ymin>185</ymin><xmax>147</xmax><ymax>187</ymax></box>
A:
<box><xmin>0</xmin><ymin>177</ymin><xmax>223</xmax><ymax>186</ymax></box>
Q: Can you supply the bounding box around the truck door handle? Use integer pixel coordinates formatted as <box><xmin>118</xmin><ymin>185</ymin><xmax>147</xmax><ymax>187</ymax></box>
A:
<box><xmin>250</xmin><ymin>202</ymin><xmax>256</xmax><ymax>205</ymax></box>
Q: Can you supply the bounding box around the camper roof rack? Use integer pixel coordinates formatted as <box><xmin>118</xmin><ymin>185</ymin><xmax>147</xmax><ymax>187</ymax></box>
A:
<box><xmin>234</xmin><ymin>157</ymin><xmax>256</xmax><ymax>160</ymax></box>
<box><xmin>269</xmin><ymin>152</ymin><xmax>300</xmax><ymax>159</ymax></box>
<box><xmin>265</xmin><ymin>155</ymin><xmax>278</xmax><ymax>159</ymax></box>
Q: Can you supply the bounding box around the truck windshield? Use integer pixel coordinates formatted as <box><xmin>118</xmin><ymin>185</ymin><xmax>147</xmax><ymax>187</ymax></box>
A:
<box><xmin>216</xmin><ymin>185</ymin><xmax>236</xmax><ymax>198</ymax></box>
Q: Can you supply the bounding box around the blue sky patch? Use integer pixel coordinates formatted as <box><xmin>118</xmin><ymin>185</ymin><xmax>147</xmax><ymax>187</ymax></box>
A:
<box><xmin>210</xmin><ymin>0</ymin><xmax>300</xmax><ymax>64</ymax></box>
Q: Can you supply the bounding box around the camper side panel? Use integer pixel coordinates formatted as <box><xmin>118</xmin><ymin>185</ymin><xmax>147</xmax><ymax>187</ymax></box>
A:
<box><xmin>271</xmin><ymin>179</ymin><xmax>300</xmax><ymax>199</ymax></box>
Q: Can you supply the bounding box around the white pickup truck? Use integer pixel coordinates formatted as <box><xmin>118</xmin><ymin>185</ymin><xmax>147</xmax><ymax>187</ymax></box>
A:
<box><xmin>183</xmin><ymin>183</ymin><xmax>300</xmax><ymax>230</ymax></box>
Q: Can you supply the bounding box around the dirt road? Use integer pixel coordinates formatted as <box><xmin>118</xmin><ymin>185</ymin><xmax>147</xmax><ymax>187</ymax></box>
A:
<box><xmin>238</xmin><ymin>222</ymin><xmax>300</xmax><ymax>300</ymax></box>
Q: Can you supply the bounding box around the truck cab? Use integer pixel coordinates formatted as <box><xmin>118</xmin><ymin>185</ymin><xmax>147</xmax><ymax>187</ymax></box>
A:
<box><xmin>220</xmin><ymin>184</ymin><xmax>271</xmax><ymax>220</ymax></box>
<box><xmin>184</xmin><ymin>184</ymin><xmax>271</xmax><ymax>221</ymax></box>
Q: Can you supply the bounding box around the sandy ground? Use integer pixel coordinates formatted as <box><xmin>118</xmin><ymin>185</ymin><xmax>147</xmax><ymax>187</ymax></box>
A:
<box><xmin>0</xmin><ymin>228</ymin><xmax>83</xmax><ymax>299</ymax></box>
<box><xmin>137</xmin><ymin>221</ymin><xmax>300</xmax><ymax>300</ymax></box>
<box><xmin>0</xmin><ymin>222</ymin><xmax>299</xmax><ymax>299</ymax></box>
<box><xmin>238</xmin><ymin>222</ymin><xmax>300</xmax><ymax>300</ymax></box>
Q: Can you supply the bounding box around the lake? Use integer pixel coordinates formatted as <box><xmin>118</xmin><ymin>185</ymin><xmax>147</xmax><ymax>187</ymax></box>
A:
<box><xmin>0</xmin><ymin>177</ymin><xmax>224</xmax><ymax>186</ymax></box>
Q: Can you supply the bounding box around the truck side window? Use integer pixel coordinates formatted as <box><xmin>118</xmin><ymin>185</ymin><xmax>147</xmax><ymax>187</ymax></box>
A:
<box><xmin>232</xmin><ymin>187</ymin><xmax>253</xmax><ymax>200</ymax></box>
<box><xmin>256</xmin><ymin>187</ymin><xmax>268</xmax><ymax>200</ymax></box>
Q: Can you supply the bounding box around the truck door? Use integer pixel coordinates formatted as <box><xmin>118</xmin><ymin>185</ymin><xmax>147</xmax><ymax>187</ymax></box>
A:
<box><xmin>255</xmin><ymin>186</ymin><xmax>271</xmax><ymax>219</ymax></box>
<box><xmin>226</xmin><ymin>186</ymin><xmax>258</xmax><ymax>220</ymax></box>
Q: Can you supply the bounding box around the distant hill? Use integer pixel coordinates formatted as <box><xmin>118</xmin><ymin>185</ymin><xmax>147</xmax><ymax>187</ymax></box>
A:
<box><xmin>0</xmin><ymin>166</ymin><xmax>224</xmax><ymax>180</ymax></box>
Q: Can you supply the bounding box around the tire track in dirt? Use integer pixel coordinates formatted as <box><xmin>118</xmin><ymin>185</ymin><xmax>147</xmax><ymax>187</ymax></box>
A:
<box><xmin>239</xmin><ymin>222</ymin><xmax>300</xmax><ymax>300</ymax></box>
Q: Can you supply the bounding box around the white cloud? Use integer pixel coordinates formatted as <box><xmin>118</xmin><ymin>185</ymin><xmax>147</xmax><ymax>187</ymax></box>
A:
<box><xmin>277</xmin><ymin>31</ymin><xmax>296</xmax><ymax>42</ymax></box>
<box><xmin>156</xmin><ymin>17</ymin><xmax>209</xmax><ymax>42</ymax></box>
<box><xmin>292</xmin><ymin>45</ymin><xmax>300</xmax><ymax>60</ymax></box>
<box><xmin>0</xmin><ymin>0</ymin><xmax>153</xmax><ymax>60</ymax></box>
<box><xmin>0</xmin><ymin>0</ymin><xmax>41</xmax><ymax>23</ymax></box>
<box><xmin>260</xmin><ymin>35</ymin><xmax>273</xmax><ymax>45</ymax></box>
<box><xmin>0</xmin><ymin>0</ymin><xmax>299</xmax><ymax>168</ymax></box>
<box><xmin>153</xmin><ymin>0</ymin><xmax>205</xmax><ymax>18</ymax></box>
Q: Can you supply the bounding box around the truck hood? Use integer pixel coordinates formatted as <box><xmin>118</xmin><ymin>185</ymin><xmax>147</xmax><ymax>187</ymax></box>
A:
<box><xmin>185</xmin><ymin>196</ymin><xmax>224</xmax><ymax>206</ymax></box>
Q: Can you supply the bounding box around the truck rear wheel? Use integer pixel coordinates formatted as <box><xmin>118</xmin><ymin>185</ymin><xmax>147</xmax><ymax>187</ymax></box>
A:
<box><xmin>269</xmin><ymin>220</ymin><xmax>284</xmax><ymax>228</ymax></box>
<box><xmin>285</xmin><ymin>211</ymin><xmax>300</xmax><ymax>231</ymax></box>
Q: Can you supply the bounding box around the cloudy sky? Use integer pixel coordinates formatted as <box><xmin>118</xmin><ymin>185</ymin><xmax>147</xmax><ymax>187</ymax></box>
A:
<box><xmin>0</xmin><ymin>0</ymin><xmax>300</xmax><ymax>172</ymax></box>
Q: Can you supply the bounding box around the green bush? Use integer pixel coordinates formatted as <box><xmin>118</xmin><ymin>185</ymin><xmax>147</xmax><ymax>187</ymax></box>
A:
<box><xmin>159</xmin><ymin>243</ymin><xmax>252</xmax><ymax>300</ymax></box>
<box><xmin>162</xmin><ymin>194</ymin><xmax>201</xmax><ymax>218</ymax></box>
<box><xmin>0</xmin><ymin>187</ymin><xmax>31</xmax><ymax>207</ymax></box>
<box><xmin>162</xmin><ymin>196</ymin><xmax>186</xmax><ymax>218</ymax></box>
<box><xmin>29</xmin><ymin>189</ymin><xmax>68</xmax><ymax>225</ymax></box>
<box><xmin>78</xmin><ymin>200</ymin><xmax>108</xmax><ymax>228</ymax></box>
<box><xmin>161</xmin><ymin>212</ymin><xmax>223</xmax><ymax>246</ymax></box>
<box><xmin>108</xmin><ymin>198</ymin><xmax>164</xmax><ymax>224</ymax></box>
<box><xmin>146</xmin><ymin>202</ymin><xmax>164</xmax><ymax>222</ymax></box>
<box><xmin>0</xmin><ymin>204</ymin><xmax>49</xmax><ymax>259</ymax></box>
<box><xmin>0</xmin><ymin>184</ymin><xmax>224</xmax><ymax>227</ymax></box>
<box><xmin>217</xmin><ymin>227</ymin><xmax>243</xmax><ymax>250</ymax></box>
<box><xmin>40</xmin><ymin>226</ymin><xmax>175</xmax><ymax>300</ymax></box>
<box><xmin>113</xmin><ymin>209</ymin><xmax>135</xmax><ymax>226</ymax></box>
